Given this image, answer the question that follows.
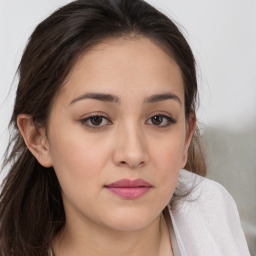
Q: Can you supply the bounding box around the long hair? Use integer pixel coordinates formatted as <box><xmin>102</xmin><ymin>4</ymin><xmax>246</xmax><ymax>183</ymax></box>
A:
<box><xmin>0</xmin><ymin>0</ymin><xmax>206</xmax><ymax>255</ymax></box>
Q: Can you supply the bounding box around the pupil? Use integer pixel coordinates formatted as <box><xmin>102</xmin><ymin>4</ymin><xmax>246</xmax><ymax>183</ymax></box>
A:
<box><xmin>91</xmin><ymin>116</ymin><xmax>102</xmax><ymax>125</ymax></box>
<box><xmin>152</xmin><ymin>116</ymin><xmax>162</xmax><ymax>125</ymax></box>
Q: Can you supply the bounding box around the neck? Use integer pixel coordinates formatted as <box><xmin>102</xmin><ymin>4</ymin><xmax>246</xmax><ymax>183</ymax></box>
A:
<box><xmin>52</xmin><ymin>214</ymin><xmax>172</xmax><ymax>256</ymax></box>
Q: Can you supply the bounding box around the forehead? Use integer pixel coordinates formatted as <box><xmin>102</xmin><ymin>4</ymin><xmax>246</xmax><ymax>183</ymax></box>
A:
<box><xmin>59</xmin><ymin>36</ymin><xmax>184</xmax><ymax>105</ymax></box>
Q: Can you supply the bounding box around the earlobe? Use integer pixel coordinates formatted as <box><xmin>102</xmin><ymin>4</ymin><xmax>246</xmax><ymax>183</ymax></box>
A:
<box><xmin>17</xmin><ymin>114</ymin><xmax>53</xmax><ymax>167</ymax></box>
<box><xmin>180</xmin><ymin>114</ymin><xmax>196</xmax><ymax>168</ymax></box>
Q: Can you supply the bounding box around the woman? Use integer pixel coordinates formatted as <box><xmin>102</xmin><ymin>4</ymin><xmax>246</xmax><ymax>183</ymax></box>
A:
<box><xmin>0</xmin><ymin>0</ymin><xmax>250</xmax><ymax>255</ymax></box>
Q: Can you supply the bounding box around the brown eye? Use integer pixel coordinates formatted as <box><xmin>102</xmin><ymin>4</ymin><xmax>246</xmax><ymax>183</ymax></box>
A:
<box><xmin>80</xmin><ymin>115</ymin><xmax>111</xmax><ymax>129</ymax></box>
<box><xmin>90</xmin><ymin>116</ymin><xmax>103</xmax><ymax>126</ymax></box>
<box><xmin>147</xmin><ymin>114</ymin><xmax>176</xmax><ymax>127</ymax></box>
<box><xmin>151</xmin><ymin>115</ymin><xmax>163</xmax><ymax>125</ymax></box>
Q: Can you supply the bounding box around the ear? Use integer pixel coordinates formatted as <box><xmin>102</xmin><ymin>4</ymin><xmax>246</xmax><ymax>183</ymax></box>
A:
<box><xmin>180</xmin><ymin>113</ymin><xmax>196</xmax><ymax>169</ymax></box>
<box><xmin>17</xmin><ymin>114</ymin><xmax>53</xmax><ymax>168</ymax></box>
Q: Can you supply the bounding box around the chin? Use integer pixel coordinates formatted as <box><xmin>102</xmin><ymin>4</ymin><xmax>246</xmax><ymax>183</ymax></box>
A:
<box><xmin>101</xmin><ymin>208</ymin><xmax>160</xmax><ymax>231</ymax></box>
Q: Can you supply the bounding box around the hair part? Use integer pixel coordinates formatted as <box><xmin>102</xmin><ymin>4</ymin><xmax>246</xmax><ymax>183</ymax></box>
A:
<box><xmin>0</xmin><ymin>0</ymin><xmax>206</xmax><ymax>255</ymax></box>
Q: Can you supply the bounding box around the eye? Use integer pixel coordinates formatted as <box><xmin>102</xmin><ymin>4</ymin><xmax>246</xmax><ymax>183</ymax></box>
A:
<box><xmin>146</xmin><ymin>114</ymin><xmax>176</xmax><ymax>127</ymax></box>
<box><xmin>80</xmin><ymin>115</ymin><xmax>111</xmax><ymax>128</ymax></box>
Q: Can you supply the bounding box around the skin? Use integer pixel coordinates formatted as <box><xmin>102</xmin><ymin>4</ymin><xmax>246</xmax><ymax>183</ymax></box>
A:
<box><xmin>18</xmin><ymin>36</ymin><xmax>195</xmax><ymax>256</ymax></box>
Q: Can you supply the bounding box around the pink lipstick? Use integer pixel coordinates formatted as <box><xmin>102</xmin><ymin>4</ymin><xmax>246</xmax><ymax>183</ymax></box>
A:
<box><xmin>105</xmin><ymin>179</ymin><xmax>152</xmax><ymax>199</ymax></box>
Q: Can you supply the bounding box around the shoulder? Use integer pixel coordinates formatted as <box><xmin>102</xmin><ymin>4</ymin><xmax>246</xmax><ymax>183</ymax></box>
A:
<box><xmin>176</xmin><ymin>169</ymin><xmax>243</xmax><ymax>233</ymax></box>
<box><xmin>169</xmin><ymin>169</ymin><xmax>250</xmax><ymax>256</ymax></box>
<box><xmin>176</xmin><ymin>169</ymin><xmax>239</xmax><ymax>212</ymax></box>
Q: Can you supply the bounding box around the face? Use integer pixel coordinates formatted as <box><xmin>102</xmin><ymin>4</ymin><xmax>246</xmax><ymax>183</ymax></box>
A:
<box><xmin>44</xmin><ymin>37</ymin><xmax>194</xmax><ymax>231</ymax></box>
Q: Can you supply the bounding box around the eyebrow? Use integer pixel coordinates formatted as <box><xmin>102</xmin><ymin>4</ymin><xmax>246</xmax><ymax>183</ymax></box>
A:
<box><xmin>70</xmin><ymin>93</ymin><xmax>120</xmax><ymax>105</ymax></box>
<box><xmin>69</xmin><ymin>92</ymin><xmax>181</xmax><ymax>105</ymax></box>
<box><xmin>144</xmin><ymin>93</ymin><xmax>181</xmax><ymax>105</ymax></box>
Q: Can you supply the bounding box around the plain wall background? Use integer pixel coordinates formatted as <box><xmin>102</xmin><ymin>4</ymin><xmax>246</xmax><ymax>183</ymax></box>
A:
<box><xmin>0</xmin><ymin>0</ymin><xmax>255</xmax><ymax>254</ymax></box>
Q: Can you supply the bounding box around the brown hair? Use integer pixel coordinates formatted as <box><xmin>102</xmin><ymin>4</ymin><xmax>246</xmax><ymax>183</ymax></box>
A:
<box><xmin>0</xmin><ymin>0</ymin><xmax>206</xmax><ymax>255</ymax></box>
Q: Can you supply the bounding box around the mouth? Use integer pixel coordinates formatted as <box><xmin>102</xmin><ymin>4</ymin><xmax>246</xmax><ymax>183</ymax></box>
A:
<box><xmin>104</xmin><ymin>179</ymin><xmax>153</xmax><ymax>199</ymax></box>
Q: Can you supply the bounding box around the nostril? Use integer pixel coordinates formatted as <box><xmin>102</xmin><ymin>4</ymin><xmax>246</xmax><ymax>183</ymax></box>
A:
<box><xmin>118</xmin><ymin>160</ymin><xmax>145</xmax><ymax>168</ymax></box>
<box><xmin>121</xmin><ymin>160</ymin><xmax>146</xmax><ymax>168</ymax></box>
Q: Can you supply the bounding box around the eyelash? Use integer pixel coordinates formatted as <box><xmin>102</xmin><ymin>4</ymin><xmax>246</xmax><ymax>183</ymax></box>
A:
<box><xmin>80</xmin><ymin>115</ymin><xmax>112</xmax><ymax>129</ymax></box>
<box><xmin>80</xmin><ymin>114</ymin><xmax>176</xmax><ymax>129</ymax></box>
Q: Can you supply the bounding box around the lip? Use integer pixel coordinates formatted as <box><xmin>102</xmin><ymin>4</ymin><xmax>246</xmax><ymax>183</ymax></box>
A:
<box><xmin>104</xmin><ymin>179</ymin><xmax>152</xmax><ymax>199</ymax></box>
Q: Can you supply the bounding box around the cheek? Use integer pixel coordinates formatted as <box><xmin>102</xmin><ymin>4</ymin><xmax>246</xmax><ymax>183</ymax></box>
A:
<box><xmin>151</xmin><ymin>134</ymin><xmax>185</xmax><ymax>172</ymax></box>
<box><xmin>48</xmin><ymin>129</ymin><xmax>112</xmax><ymax>190</ymax></box>
<box><xmin>149</xmin><ymin>131</ymin><xmax>186</xmax><ymax>193</ymax></box>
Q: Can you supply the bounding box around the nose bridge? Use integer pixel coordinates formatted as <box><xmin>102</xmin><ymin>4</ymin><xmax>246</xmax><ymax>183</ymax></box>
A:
<box><xmin>124</xmin><ymin>120</ymin><xmax>144</xmax><ymax>150</ymax></box>
<box><xmin>113</xmin><ymin>118</ymin><xmax>148</xmax><ymax>168</ymax></box>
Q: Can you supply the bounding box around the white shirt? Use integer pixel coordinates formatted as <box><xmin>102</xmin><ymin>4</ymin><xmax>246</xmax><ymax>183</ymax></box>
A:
<box><xmin>168</xmin><ymin>169</ymin><xmax>251</xmax><ymax>256</ymax></box>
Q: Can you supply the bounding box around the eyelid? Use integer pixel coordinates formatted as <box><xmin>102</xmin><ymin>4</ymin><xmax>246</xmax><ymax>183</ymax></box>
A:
<box><xmin>146</xmin><ymin>110</ymin><xmax>174</xmax><ymax>119</ymax></box>
<box><xmin>80</xmin><ymin>114</ymin><xmax>112</xmax><ymax>129</ymax></box>
<box><xmin>79</xmin><ymin>111</ymin><xmax>176</xmax><ymax>130</ymax></box>
<box><xmin>146</xmin><ymin>113</ymin><xmax>176</xmax><ymax>127</ymax></box>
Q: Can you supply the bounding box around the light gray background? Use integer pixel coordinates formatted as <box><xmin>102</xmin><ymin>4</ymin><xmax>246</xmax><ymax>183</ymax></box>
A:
<box><xmin>0</xmin><ymin>0</ymin><xmax>255</xmax><ymax>254</ymax></box>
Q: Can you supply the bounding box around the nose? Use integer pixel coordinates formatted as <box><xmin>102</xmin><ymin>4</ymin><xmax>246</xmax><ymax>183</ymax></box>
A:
<box><xmin>112</xmin><ymin>123</ymin><xmax>149</xmax><ymax>169</ymax></box>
